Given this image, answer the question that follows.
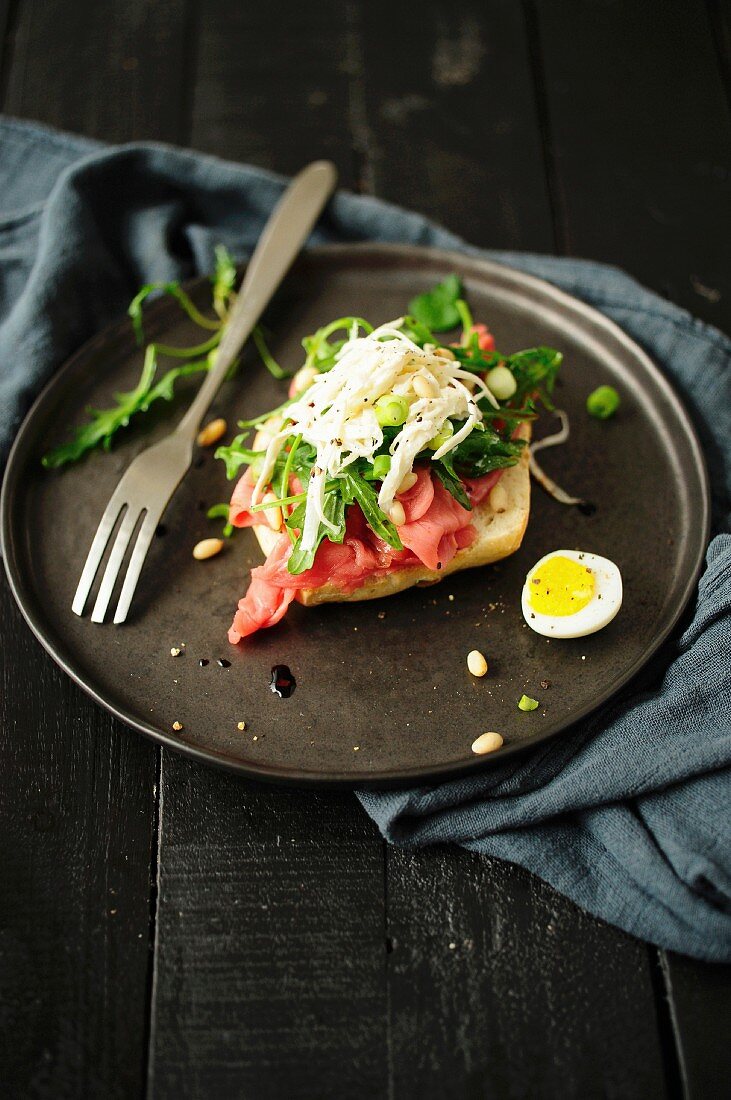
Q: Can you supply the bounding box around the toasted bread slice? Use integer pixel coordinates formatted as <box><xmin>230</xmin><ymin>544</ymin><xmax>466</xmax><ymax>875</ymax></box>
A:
<box><xmin>250</xmin><ymin>425</ymin><xmax>530</xmax><ymax>606</ymax></box>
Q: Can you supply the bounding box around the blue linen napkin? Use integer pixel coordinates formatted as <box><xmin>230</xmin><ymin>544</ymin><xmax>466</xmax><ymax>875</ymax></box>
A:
<box><xmin>1</xmin><ymin>117</ymin><xmax>729</xmax><ymax>961</ymax></box>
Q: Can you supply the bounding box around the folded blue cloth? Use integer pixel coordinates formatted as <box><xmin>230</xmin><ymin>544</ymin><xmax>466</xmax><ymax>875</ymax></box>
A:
<box><xmin>1</xmin><ymin>117</ymin><xmax>729</xmax><ymax>961</ymax></box>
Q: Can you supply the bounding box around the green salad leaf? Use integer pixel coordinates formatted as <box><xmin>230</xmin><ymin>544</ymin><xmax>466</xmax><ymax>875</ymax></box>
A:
<box><xmin>42</xmin><ymin>347</ymin><xmax>209</xmax><ymax>469</ymax></box>
<box><xmin>286</xmin><ymin>491</ymin><xmax>347</xmax><ymax>574</ymax></box>
<box><xmin>408</xmin><ymin>274</ymin><xmax>463</xmax><ymax>331</ymax></box>
<box><xmin>206</xmin><ymin>502</ymin><xmax>235</xmax><ymax>538</ymax></box>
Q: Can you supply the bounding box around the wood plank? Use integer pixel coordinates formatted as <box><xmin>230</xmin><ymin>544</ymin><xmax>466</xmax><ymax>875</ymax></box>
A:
<box><xmin>0</xmin><ymin>574</ymin><xmax>156</xmax><ymax>1098</ymax></box>
<box><xmin>148</xmin><ymin>763</ymin><xmax>388</xmax><ymax>1097</ymax></box>
<box><xmin>189</xmin><ymin>0</ymin><xmax>359</xmax><ymax>188</ymax></box>
<box><xmin>386</xmin><ymin>847</ymin><xmax>669</xmax><ymax>1099</ymax></box>
<box><xmin>661</xmin><ymin>953</ymin><xmax>731</xmax><ymax>1100</ymax></box>
<box><xmin>1</xmin><ymin>0</ymin><xmax>190</xmax><ymax>143</ymax></box>
<box><xmin>0</xmin><ymin>2</ymin><xmax>192</xmax><ymax>1095</ymax></box>
<box><xmin>149</xmin><ymin>5</ymin><xmax>389</xmax><ymax>1095</ymax></box>
<box><xmin>527</xmin><ymin>0</ymin><xmax>731</xmax><ymax>329</ymax></box>
<box><xmin>359</xmin><ymin>0</ymin><xmax>555</xmax><ymax>251</ymax></box>
<box><xmin>706</xmin><ymin>0</ymin><xmax>730</xmax><ymax>113</ymax></box>
<box><xmin>354</xmin><ymin>3</ymin><xmax>673</xmax><ymax>1096</ymax></box>
<box><xmin>527</xmin><ymin>2</ymin><xmax>731</xmax><ymax>1094</ymax></box>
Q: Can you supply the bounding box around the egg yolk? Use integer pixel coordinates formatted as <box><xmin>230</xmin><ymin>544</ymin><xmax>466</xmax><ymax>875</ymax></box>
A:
<box><xmin>528</xmin><ymin>556</ymin><xmax>595</xmax><ymax>617</ymax></box>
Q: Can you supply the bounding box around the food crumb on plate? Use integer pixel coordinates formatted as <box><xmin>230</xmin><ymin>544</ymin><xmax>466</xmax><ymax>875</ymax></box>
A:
<box><xmin>170</xmin><ymin>647</ymin><xmax>181</xmax><ymax>657</ymax></box>
<box><xmin>172</xmin><ymin>720</ymin><xmax>183</xmax><ymax>731</ymax></box>
<box><xmin>237</xmin><ymin>721</ymin><xmax>247</xmax><ymax>731</ymax></box>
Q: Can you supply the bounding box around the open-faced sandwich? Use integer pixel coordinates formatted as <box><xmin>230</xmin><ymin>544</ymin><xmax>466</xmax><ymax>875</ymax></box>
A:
<box><xmin>217</xmin><ymin>277</ymin><xmax>562</xmax><ymax>642</ymax></box>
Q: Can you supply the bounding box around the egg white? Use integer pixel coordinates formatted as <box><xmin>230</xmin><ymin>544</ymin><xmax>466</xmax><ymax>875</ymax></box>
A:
<box><xmin>521</xmin><ymin>549</ymin><xmax>623</xmax><ymax>639</ymax></box>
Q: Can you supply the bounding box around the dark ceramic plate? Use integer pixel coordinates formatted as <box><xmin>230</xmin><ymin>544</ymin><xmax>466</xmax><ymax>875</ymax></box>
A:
<box><xmin>1</xmin><ymin>245</ymin><xmax>709</xmax><ymax>787</ymax></box>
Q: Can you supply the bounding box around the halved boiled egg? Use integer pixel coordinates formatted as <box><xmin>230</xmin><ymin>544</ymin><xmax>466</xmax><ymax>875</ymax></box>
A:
<box><xmin>521</xmin><ymin>550</ymin><xmax>622</xmax><ymax>639</ymax></box>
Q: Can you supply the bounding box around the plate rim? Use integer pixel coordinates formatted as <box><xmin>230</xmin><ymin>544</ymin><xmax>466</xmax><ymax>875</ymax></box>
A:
<box><xmin>0</xmin><ymin>242</ymin><xmax>711</xmax><ymax>788</ymax></box>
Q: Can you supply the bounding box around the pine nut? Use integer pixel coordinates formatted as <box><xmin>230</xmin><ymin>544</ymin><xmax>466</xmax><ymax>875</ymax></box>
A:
<box><xmin>192</xmin><ymin>538</ymin><xmax>224</xmax><ymax>561</ymax></box>
<box><xmin>436</xmin><ymin>346</ymin><xmax>456</xmax><ymax>360</ymax></box>
<box><xmin>262</xmin><ymin>491</ymin><xmax>283</xmax><ymax>531</ymax></box>
<box><xmin>413</xmin><ymin>374</ymin><xmax>438</xmax><ymax>399</ymax></box>
<box><xmin>489</xmin><ymin>483</ymin><xmax>508</xmax><ymax>513</ymax></box>
<box><xmin>397</xmin><ymin>471</ymin><xmax>418</xmax><ymax>494</ymax></box>
<box><xmin>471</xmin><ymin>731</ymin><xmax>504</xmax><ymax>755</ymax></box>
<box><xmin>196</xmin><ymin>417</ymin><xmax>227</xmax><ymax>447</ymax></box>
<box><xmin>292</xmin><ymin>365</ymin><xmax>318</xmax><ymax>394</ymax></box>
<box><xmin>389</xmin><ymin>501</ymin><xmax>406</xmax><ymax>526</ymax></box>
<box><xmin>467</xmin><ymin>649</ymin><xmax>488</xmax><ymax>677</ymax></box>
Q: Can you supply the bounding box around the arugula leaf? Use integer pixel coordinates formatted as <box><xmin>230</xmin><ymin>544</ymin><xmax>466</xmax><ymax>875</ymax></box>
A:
<box><xmin>408</xmin><ymin>274</ymin><xmax>463</xmax><ymax>332</ymax></box>
<box><xmin>252</xmin><ymin>325</ymin><xmax>291</xmax><ymax>379</ymax></box>
<box><xmin>507</xmin><ymin>347</ymin><xmax>563</xmax><ymax>409</ymax></box>
<box><xmin>206</xmin><ymin>503</ymin><xmax>234</xmax><ymax>538</ymax></box>
<box><xmin>127</xmin><ymin>282</ymin><xmax>221</xmax><ymax>345</ymax></box>
<box><xmin>212</xmin><ymin>245</ymin><xmax>237</xmax><ymax>318</ymax></box>
<box><xmin>287</xmin><ymin>491</ymin><xmax>346</xmax><ymax>575</ymax></box>
<box><xmin>432</xmin><ymin>461</ymin><xmax>472</xmax><ymax>510</ymax></box>
<box><xmin>341</xmin><ymin>471</ymin><xmax>403</xmax><ymax>550</ymax></box>
<box><xmin>450</xmin><ymin>424</ymin><xmax>525</xmax><ymax>478</ymax></box>
<box><xmin>42</xmin><ymin>349</ymin><xmax>208</xmax><ymax>469</ymax></box>
<box><xmin>302</xmin><ymin>317</ymin><xmax>373</xmax><ymax>373</ymax></box>
<box><xmin>214</xmin><ymin>433</ymin><xmax>263</xmax><ymax>480</ymax></box>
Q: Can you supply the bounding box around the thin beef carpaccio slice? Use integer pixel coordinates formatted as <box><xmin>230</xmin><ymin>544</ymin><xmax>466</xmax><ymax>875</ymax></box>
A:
<box><xmin>228</xmin><ymin>465</ymin><xmax>504</xmax><ymax>641</ymax></box>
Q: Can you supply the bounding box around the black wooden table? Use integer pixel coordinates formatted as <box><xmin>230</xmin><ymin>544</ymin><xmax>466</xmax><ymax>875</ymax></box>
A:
<box><xmin>1</xmin><ymin>3</ymin><xmax>729</xmax><ymax>1097</ymax></box>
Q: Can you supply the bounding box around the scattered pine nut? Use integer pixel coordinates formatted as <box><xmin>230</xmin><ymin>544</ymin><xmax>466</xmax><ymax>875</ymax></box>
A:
<box><xmin>193</xmin><ymin>537</ymin><xmax>224</xmax><ymax>561</ymax></box>
<box><xmin>413</xmin><ymin>374</ymin><xmax>438</xmax><ymax>399</ymax></box>
<box><xmin>196</xmin><ymin>418</ymin><xmax>227</xmax><ymax>448</ymax></box>
<box><xmin>262</xmin><ymin>491</ymin><xmax>283</xmax><ymax>531</ymax></box>
<box><xmin>467</xmin><ymin>649</ymin><xmax>488</xmax><ymax>677</ymax></box>
<box><xmin>389</xmin><ymin>501</ymin><xmax>406</xmax><ymax>526</ymax></box>
<box><xmin>237</xmin><ymin>721</ymin><xmax>247</xmax><ymax>731</ymax></box>
<box><xmin>471</xmin><ymin>731</ymin><xmax>504</xmax><ymax>755</ymax></box>
<box><xmin>172</xmin><ymin>721</ymin><xmax>183</xmax><ymax>731</ymax></box>
<box><xmin>397</xmin><ymin>471</ymin><xmax>418</xmax><ymax>494</ymax></box>
<box><xmin>489</xmin><ymin>483</ymin><xmax>508</xmax><ymax>513</ymax></box>
<box><xmin>292</xmin><ymin>365</ymin><xmax>318</xmax><ymax>394</ymax></box>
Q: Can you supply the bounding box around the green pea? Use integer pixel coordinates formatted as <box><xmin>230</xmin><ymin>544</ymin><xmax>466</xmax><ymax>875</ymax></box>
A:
<box><xmin>427</xmin><ymin>420</ymin><xmax>454</xmax><ymax>450</ymax></box>
<box><xmin>586</xmin><ymin>385</ymin><xmax>620</xmax><ymax>419</ymax></box>
<box><xmin>374</xmin><ymin>394</ymin><xmax>409</xmax><ymax>427</ymax></box>
<box><xmin>371</xmin><ymin>454</ymin><xmax>392</xmax><ymax>480</ymax></box>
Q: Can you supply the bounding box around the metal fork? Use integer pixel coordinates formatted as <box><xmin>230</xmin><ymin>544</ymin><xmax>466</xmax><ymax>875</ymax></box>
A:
<box><xmin>72</xmin><ymin>160</ymin><xmax>337</xmax><ymax>624</ymax></box>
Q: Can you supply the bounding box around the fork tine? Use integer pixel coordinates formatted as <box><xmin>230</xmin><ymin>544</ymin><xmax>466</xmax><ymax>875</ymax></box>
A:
<box><xmin>90</xmin><ymin>506</ymin><xmax>142</xmax><ymax>623</ymax></box>
<box><xmin>72</xmin><ymin>492</ymin><xmax>128</xmax><ymax>616</ymax></box>
<box><xmin>113</xmin><ymin>512</ymin><xmax>159</xmax><ymax>625</ymax></box>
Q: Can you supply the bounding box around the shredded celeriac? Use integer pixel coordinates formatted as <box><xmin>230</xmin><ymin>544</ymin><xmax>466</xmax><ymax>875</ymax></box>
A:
<box><xmin>529</xmin><ymin>409</ymin><xmax>585</xmax><ymax>506</ymax></box>
<box><xmin>251</xmin><ymin>322</ymin><xmax>498</xmax><ymax>552</ymax></box>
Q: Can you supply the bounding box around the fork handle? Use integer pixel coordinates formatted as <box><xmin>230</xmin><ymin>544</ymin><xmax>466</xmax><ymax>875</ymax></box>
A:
<box><xmin>175</xmin><ymin>159</ymin><xmax>338</xmax><ymax>439</ymax></box>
